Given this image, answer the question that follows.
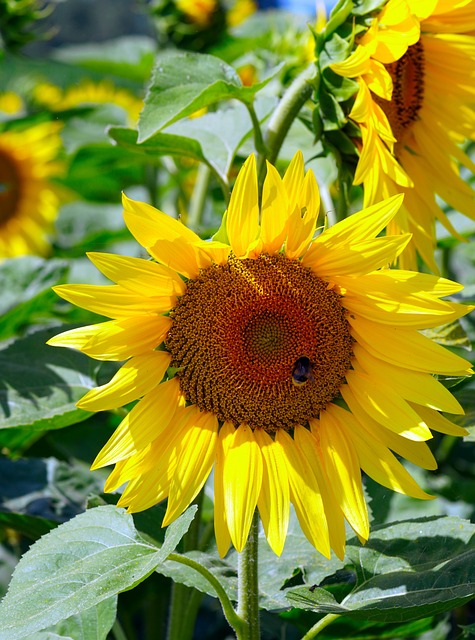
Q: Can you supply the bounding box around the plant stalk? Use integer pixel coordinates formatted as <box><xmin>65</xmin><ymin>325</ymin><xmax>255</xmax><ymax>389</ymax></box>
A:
<box><xmin>236</xmin><ymin>510</ymin><xmax>261</xmax><ymax>640</ymax></box>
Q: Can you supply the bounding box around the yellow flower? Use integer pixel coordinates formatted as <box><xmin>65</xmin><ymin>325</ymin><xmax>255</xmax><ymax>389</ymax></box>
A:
<box><xmin>0</xmin><ymin>92</ymin><xmax>24</xmax><ymax>117</ymax></box>
<box><xmin>0</xmin><ymin>122</ymin><xmax>63</xmax><ymax>258</ymax></box>
<box><xmin>331</xmin><ymin>0</ymin><xmax>475</xmax><ymax>271</ymax></box>
<box><xmin>226</xmin><ymin>0</ymin><xmax>256</xmax><ymax>28</ymax></box>
<box><xmin>34</xmin><ymin>80</ymin><xmax>143</xmax><ymax>127</ymax></box>
<box><xmin>48</xmin><ymin>152</ymin><xmax>472</xmax><ymax>558</ymax></box>
<box><xmin>176</xmin><ymin>0</ymin><xmax>217</xmax><ymax>26</ymax></box>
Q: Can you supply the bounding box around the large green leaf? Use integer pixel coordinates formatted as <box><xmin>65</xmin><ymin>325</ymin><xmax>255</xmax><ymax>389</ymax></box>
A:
<box><xmin>286</xmin><ymin>516</ymin><xmax>475</xmax><ymax>623</ymax></box>
<box><xmin>0</xmin><ymin>505</ymin><xmax>197</xmax><ymax>640</ymax></box>
<box><xmin>30</xmin><ymin>599</ymin><xmax>117</xmax><ymax>640</ymax></box>
<box><xmin>138</xmin><ymin>51</ymin><xmax>271</xmax><ymax>141</ymax></box>
<box><xmin>0</xmin><ymin>326</ymin><xmax>110</xmax><ymax>430</ymax></box>
<box><xmin>110</xmin><ymin>97</ymin><xmax>276</xmax><ymax>185</ymax></box>
<box><xmin>0</xmin><ymin>258</ymin><xmax>69</xmax><ymax>340</ymax></box>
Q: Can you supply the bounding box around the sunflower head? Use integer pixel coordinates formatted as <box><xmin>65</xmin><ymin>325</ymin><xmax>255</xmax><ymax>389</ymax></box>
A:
<box><xmin>0</xmin><ymin>121</ymin><xmax>64</xmax><ymax>257</ymax></box>
<box><xmin>321</xmin><ymin>0</ymin><xmax>475</xmax><ymax>271</ymax></box>
<box><xmin>48</xmin><ymin>152</ymin><xmax>472</xmax><ymax>558</ymax></box>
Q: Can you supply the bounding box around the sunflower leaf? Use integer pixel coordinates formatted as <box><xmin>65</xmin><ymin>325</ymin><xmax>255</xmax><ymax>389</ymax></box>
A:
<box><xmin>27</xmin><ymin>598</ymin><xmax>117</xmax><ymax>640</ymax></box>
<box><xmin>0</xmin><ymin>326</ymin><xmax>100</xmax><ymax>431</ymax></box>
<box><xmin>285</xmin><ymin>516</ymin><xmax>475</xmax><ymax>623</ymax></box>
<box><xmin>138</xmin><ymin>50</ymin><xmax>272</xmax><ymax>142</ymax></box>
<box><xmin>0</xmin><ymin>505</ymin><xmax>197</xmax><ymax>640</ymax></box>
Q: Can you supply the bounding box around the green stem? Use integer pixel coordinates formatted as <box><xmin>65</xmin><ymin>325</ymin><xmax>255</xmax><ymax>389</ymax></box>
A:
<box><xmin>145</xmin><ymin>164</ymin><xmax>159</xmax><ymax>208</ymax></box>
<box><xmin>167</xmin><ymin>552</ymin><xmax>244</xmax><ymax>638</ymax></box>
<box><xmin>300</xmin><ymin>613</ymin><xmax>340</xmax><ymax>639</ymax></box>
<box><xmin>247</xmin><ymin>102</ymin><xmax>267</xmax><ymax>157</ymax></box>
<box><xmin>188</xmin><ymin>163</ymin><xmax>211</xmax><ymax>231</ymax></box>
<box><xmin>237</xmin><ymin>510</ymin><xmax>260</xmax><ymax>640</ymax></box>
<box><xmin>261</xmin><ymin>64</ymin><xmax>316</xmax><ymax>173</ymax></box>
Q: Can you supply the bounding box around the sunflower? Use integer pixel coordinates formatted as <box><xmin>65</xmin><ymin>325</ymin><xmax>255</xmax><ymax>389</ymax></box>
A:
<box><xmin>331</xmin><ymin>0</ymin><xmax>475</xmax><ymax>271</ymax></box>
<box><xmin>48</xmin><ymin>152</ymin><xmax>472</xmax><ymax>558</ymax></box>
<box><xmin>34</xmin><ymin>80</ymin><xmax>143</xmax><ymax>127</ymax></box>
<box><xmin>0</xmin><ymin>121</ymin><xmax>63</xmax><ymax>258</ymax></box>
<box><xmin>176</xmin><ymin>0</ymin><xmax>218</xmax><ymax>26</ymax></box>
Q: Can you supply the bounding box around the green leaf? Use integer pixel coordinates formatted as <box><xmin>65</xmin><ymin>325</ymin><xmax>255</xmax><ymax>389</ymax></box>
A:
<box><xmin>423</xmin><ymin>319</ymin><xmax>472</xmax><ymax>351</ymax></box>
<box><xmin>0</xmin><ymin>457</ymin><xmax>105</xmax><ymax>539</ymax></box>
<box><xmin>0</xmin><ymin>258</ymin><xmax>69</xmax><ymax>340</ymax></box>
<box><xmin>0</xmin><ymin>505</ymin><xmax>197</xmax><ymax>640</ymax></box>
<box><xmin>138</xmin><ymin>51</ymin><xmax>270</xmax><ymax>141</ymax></box>
<box><xmin>0</xmin><ymin>326</ymin><xmax>107</xmax><ymax>430</ymax></box>
<box><xmin>33</xmin><ymin>599</ymin><xmax>117</xmax><ymax>640</ymax></box>
<box><xmin>318</xmin><ymin>84</ymin><xmax>347</xmax><ymax>131</ymax></box>
<box><xmin>111</xmin><ymin>97</ymin><xmax>275</xmax><ymax>185</ymax></box>
<box><xmin>286</xmin><ymin>516</ymin><xmax>475</xmax><ymax>623</ymax></box>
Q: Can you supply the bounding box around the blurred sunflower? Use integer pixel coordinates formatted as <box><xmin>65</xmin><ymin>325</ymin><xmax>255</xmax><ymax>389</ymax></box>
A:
<box><xmin>331</xmin><ymin>0</ymin><xmax>475</xmax><ymax>271</ymax></box>
<box><xmin>34</xmin><ymin>80</ymin><xmax>143</xmax><ymax>127</ymax></box>
<box><xmin>48</xmin><ymin>153</ymin><xmax>472</xmax><ymax>558</ymax></box>
<box><xmin>0</xmin><ymin>121</ymin><xmax>63</xmax><ymax>258</ymax></box>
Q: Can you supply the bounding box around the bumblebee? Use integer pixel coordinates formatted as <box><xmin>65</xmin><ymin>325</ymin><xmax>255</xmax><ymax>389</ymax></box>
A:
<box><xmin>292</xmin><ymin>356</ymin><xmax>314</xmax><ymax>387</ymax></box>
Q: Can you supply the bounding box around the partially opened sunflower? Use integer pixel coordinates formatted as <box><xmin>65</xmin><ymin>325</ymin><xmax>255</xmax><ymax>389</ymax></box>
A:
<box><xmin>331</xmin><ymin>0</ymin><xmax>475</xmax><ymax>271</ymax></box>
<box><xmin>0</xmin><ymin>121</ymin><xmax>63</xmax><ymax>258</ymax></box>
<box><xmin>48</xmin><ymin>152</ymin><xmax>473</xmax><ymax>558</ymax></box>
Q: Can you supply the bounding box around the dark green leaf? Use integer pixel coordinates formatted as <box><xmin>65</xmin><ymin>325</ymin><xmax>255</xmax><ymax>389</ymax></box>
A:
<box><xmin>286</xmin><ymin>516</ymin><xmax>475</xmax><ymax>623</ymax></box>
<box><xmin>318</xmin><ymin>85</ymin><xmax>347</xmax><ymax>131</ymax></box>
<box><xmin>0</xmin><ymin>505</ymin><xmax>197</xmax><ymax>640</ymax></box>
<box><xmin>423</xmin><ymin>319</ymin><xmax>472</xmax><ymax>351</ymax></box>
<box><xmin>0</xmin><ymin>326</ymin><xmax>101</xmax><ymax>430</ymax></box>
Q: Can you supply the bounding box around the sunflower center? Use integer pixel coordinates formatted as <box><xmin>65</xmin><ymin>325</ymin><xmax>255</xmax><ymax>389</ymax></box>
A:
<box><xmin>166</xmin><ymin>253</ymin><xmax>354</xmax><ymax>431</ymax></box>
<box><xmin>0</xmin><ymin>149</ymin><xmax>21</xmax><ymax>226</ymax></box>
<box><xmin>377</xmin><ymin>40</ymin><xmax>425</xmax><ymax>143</ymax></box>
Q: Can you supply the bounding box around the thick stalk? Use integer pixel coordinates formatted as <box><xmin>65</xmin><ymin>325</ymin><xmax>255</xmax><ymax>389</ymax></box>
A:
<box><xmin>236</xmin><ymin>510</ymin><xmax>260</xmax><ymax>640</ymax></box>
<box><xmin>260</xmin><ymin>64</ymin><xmax>316</xmax><ymax>178</ymax></box>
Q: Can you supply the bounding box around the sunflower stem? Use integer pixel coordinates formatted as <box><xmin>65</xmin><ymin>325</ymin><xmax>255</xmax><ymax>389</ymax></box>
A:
<box><xmin>236</xmin><ymin>510</ymin><xmax>261</xmax><ymax>640</ymax></box>
<box><xmin>300</xmin><ymin>613</ymin><xmax>340</xmax><ymax>639</ymax></box>
<box><xmin>188</xmin><ymin>163</ymin><xmax>211</xmax><ymax>231</ymax></box>
<box><xmin>258</xmin><ymin>63</ymin><xmax>316</xmax><ymax>188</ymax></box>
<box><xmin>167</xmin><ymin>552</ymin><xmax>243</xmax><ymax>637</ymax></box>
<box><xmin>111</xmin><ymin>618</ymin><xmax>129</xmax><ymax>640</ymax></box>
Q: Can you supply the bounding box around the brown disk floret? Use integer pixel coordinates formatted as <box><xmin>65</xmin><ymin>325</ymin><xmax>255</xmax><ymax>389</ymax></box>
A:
<box><xmin>375</xmin><ymin>40</ymin><xmax>425</xmax><ymax>144</ymax></box>
<box><xmin>166</xmin><ymin>253</ymin><xmax>354</xmax><ymax>431</ymax></box>
<box><xmin>0</xmin><ymin>149</ymin><xmax>21</xmax><ymax>225</ymax></box>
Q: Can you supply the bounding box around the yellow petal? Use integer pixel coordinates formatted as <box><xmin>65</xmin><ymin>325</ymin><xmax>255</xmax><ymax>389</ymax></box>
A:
<box><xmin>255</xmin><ymin>428</ymin><xmax>290</xmax><ymax>556</ymax></box>
<box><xmin>308</xmin><ymin>194</ymin><xmax>404</xmax><ymax>253</ymax></box>
<box><xmin>282</xmin><ymin>150</ymin><xmax>305</xmax><ymax>204</ymax></box>
<box><xmin>353</xmin><ymin>344</ymin><xmax>464</xmax><ymax>414</ymax></box>
<box><xmin>259</xmin><ymin>162</ymin><xmax>289</xmax><ymax>254</ymax></box>
<box><xmin>226</xmin><ymin>155</ymin><xmax>260</xmax><ymax>258</ymax></box>
<box><xmin>214</xmin><ymin>421</ymin><xmax>234</xmax><ymax>557</ymax></box>
<box><xmin>344</xmin><ymin>370</ymin><xmax>433</xmax><ymax>441</ymax></box>
<box><xmin>286</xmin><ymin>170</ymin><xmax>321</xmax><ymax>259</ymax></box>
<box><xmin>91</xmin><ymin>377</ymin><xmax>182</xmax><ymax>468</ymax></box>
<box><xmin>414</xmin><ymin>405</ymin><xmax>469</xmax><ymax>437</ymax></box>
<box><xmin>330</xmin><ymin>404</ymin><xmax>434</xmax><ymax>500</ymax></box>
<box><xmin>222</xmin><ymin>424</ymin><xmax>263</xmax><ymax>552</ymax></box>
<box><xmin>52</xmin><ymin>284</ymin><xmax>174</xmax><ymax>319</ymax></box>
<box><xmin>163</xmin><ymin>410</ymin><xmax>218</xmax><ymax>526</ymax></box>
<box><xmin>87</xmin><ymin>252</ymin><xmax>186</xmax><ymax>297</ymax></box>
<box><xmin>123</xmin><ymin>193</ymin><xmax>210</xmax><ymax>279</ymax></box>
<box><xmin>295</xmin><ymin>424</ymin><xmax>347</xmax><ymax>560</ymax></box>
<box><xmin>77</xmin><ymin>351</ymin><xmax>171</xmax><ymax>411</ymax></box>
<box><xmin>348</xmin><ymin>314</ymin><xmax>473</xmax><ymax>375</ymax></box>
<box><xmin>330</xmin><ymin>45</ymin><xmax>371</xmax><ymax>77</ymax></box>
<box><xmin>277</xmin><ymin>429</ymin><xmax>330</xmax><ymax>558</ymax></box>
<box><xmin>318</xmin><ymin>409</ymin><xmax>370</xmax><ymax>540</ymax></box>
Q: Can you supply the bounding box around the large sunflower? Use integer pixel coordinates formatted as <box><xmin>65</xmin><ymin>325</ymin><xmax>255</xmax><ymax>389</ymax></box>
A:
<box><xmin>331</xmin><ymin>0</ymin><xmax>475</xmax><ymax>271</ymax></box>
<box><xmin>48</xmin><ymin>153</ymin><xmax>472</xmax><ymax>558</ymax></box>
<box><xmin>0</xmin><ymin>121</ymin><xmax>63</xmax><ymax>258</ymax></box>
